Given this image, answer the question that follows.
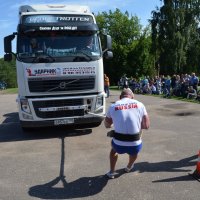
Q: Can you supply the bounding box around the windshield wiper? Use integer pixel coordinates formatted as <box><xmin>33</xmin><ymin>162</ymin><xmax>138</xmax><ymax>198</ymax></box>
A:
<box><xmin>74</xmin><ymin>50</ymin><xmax>93</xmax><ymax>62</ymax></box>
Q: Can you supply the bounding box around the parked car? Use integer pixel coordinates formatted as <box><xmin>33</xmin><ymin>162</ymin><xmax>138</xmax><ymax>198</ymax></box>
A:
<box><xmin>0</xmin><ymin>81</ymin><xmax>7</xmax><ymax>90</ymax></box>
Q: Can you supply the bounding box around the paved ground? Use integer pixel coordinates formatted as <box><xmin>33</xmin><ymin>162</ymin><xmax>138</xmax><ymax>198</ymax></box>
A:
<box><xmin>0</xmin><ymin>91</ymin><xmax>199</xmax><ymax>200</ymax></box>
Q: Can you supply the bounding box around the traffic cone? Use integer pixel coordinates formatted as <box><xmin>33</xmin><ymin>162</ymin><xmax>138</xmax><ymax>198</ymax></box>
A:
<box><xmin>190</xmin><ymin>150</ymin><xmax>200</xmax><ymax>182</ymax></box>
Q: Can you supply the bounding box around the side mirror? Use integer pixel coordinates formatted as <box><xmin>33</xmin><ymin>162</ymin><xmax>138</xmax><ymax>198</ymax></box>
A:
<box><xmin>104</xmin><ymin>51</ymin><xmax>113</xmax><ymax>59</ymax></box>
<box><xmin>4</xmin><ymin>53</ymin><xmax>13</xmax><ymax>61</ymax></box>
<box><xmin>102</xmin><ymin>34</ymin><xmax>112</xmax><ymax>51</ymax></box>
<box><xmin>4</xmin><ymin>34</ymin><xmax>15</xmax><ymax>53</ymax></box>
<box><xmin>102</xmin><ymin>34</ymin><xmax>113</xmax><ymax>55</ymax></box>
<box><xmin>105</xmin><ymin>35</ymin><xmax>112</xmax><ymax>50</ymax></box>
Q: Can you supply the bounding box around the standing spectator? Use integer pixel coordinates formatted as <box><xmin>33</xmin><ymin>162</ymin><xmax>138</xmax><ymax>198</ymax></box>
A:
<box><xmin>184</xmin><ymin>74</ymin><xmax>190</xmax><ymax>88</ymax></box>
<box><xmin>117</xmin><ymin>78</ymin><xmax>122</xmax><ymax>90</ymax></box>
<box><xmin>172</xmin><ymin>75</ymin><xmax>181</xmax><ymax>96</ymax></box>
<box><xmin>189</xmin><ymin>73</ymin><xmax>199</xmax><ymax>91</ymax></box>
<box><xmin>155</xmin><ymin>77</ymin><xmax>162</xmax><ymax>94</ymax></box>
<box><xmin>121</xmin><ymin>74</ymin><xmax>129</xmax><ymax>89</ymax></box>
<box><xmin>104</xmin><ymin>74</ymin><xmax>110</xmax><ymax>98</ymax></box>
<box><xmin>171</xmin><ymin>74</ymin><xmax>176</xmax><ymax>89</ymax></box>
<box><xmin>143</xmin><ymin>76</ymin><xmax>149</xmax><ymax>87</ymax></box>
<box><xmin>161</xmin><ymin>75</ymin><xmax>166</xmax><ymax>93</ymax></box>
<box><xmin>129</xmin><ymin>77</ymin><xmax>137</xmax><ymax>92</ymax></box>
<box><xmin>104</xmin><ymin>88</ymin><xmax>150</xmax><ymax>179</ymax></box>
<box><xmin>180</xmin><ymin>74</ymin><xmax>188</xmax><ymax>97</ymax></box>
<box><xmin>164</xmin><ymin>75</ymin><xmax>171</xmax><ymax>97</ymax></box>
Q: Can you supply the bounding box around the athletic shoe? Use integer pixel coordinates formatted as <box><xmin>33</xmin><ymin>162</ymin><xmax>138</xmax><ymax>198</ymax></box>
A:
<box><xmin>106</xmin><ymin>171</ymin><xmax>117</xmax><ymax>179</ymax></box>
<box><xmin>124</xmin><ymin>164</ymin><xmax>134</xmax><ymax>173</ymax></box>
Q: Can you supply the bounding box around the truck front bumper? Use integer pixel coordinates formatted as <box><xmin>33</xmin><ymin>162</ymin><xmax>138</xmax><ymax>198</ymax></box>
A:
<box><xmin>20</xmin><ymin>115</ymin><xmax>104</xmax><ymax>128</ymax></box>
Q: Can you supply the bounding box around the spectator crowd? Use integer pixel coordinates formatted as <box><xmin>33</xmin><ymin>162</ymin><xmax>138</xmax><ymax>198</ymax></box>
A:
<box><xmin>117</xmin><ymin>73</ymin><xmax>200</xmax><ymax>102</ymax></box>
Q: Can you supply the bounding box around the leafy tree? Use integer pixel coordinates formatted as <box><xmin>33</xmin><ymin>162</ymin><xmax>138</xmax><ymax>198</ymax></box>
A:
<box><xmin>151</xmin><ymin>0</ymin><xmax>200</xmax><ymax>75</ymax></box>
<box><xmin>96</xmin><ymin>9</ymin><xmax>154</xmax><ymax>83</ymax></box>
<box><xmin>0</xmin><ymin>58</ymin><xmax>17</xmax><ymax>88</ymax></box>
<box><xmin>127</xmin><ymin>26</ymin><xmax>155</xmax><ymax>78</ymax></box>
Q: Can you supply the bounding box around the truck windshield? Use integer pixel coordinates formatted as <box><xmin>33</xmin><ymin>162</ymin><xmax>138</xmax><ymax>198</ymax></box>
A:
<box><xmin>17</xmin><ymin>31</ymin><xmax>101</xmax><ymax>63</ymax></box>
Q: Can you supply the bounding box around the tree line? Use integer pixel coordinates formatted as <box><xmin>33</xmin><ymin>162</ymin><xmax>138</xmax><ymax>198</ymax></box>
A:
<box><xmin>98</xmin><ymin>0</ymin><xmax>200</xmax><ymax>84</ymax></box>
<box><xmin>1</xmin><ymin>0</ymin><xmax>200</xmax><ymax>87</ymax></box>
<box><xmin>151</xmin><ymin>0</ymin><xmax>200</xmax><ymax>75</ymax></box>
<box><xmin>0</xmin><ymin>58</ymin><xmax>17</xmax><ymax>88</ymax></box>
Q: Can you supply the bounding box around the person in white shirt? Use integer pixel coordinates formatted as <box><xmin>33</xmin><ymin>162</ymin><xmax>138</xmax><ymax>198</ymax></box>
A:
<box><xmin>104</xmin><ymin>88</ymin><xmax>150</xmax><ymax>178</ymax></box>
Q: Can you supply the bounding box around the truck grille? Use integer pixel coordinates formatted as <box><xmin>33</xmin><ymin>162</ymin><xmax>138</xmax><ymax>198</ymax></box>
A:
<box><xmin>32</xmin><ymin>99</ymin><xmax>84</xmax><ymax>118</ymax></box>
<box><xmin>28</xmin><ymin>77</ymin><xmax>95</xmax><ymax>92</ymax></box>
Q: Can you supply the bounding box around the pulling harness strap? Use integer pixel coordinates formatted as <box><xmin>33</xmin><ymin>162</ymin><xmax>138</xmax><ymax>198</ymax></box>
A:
<box><xmin>113</xmin><ymin>131</ymin><xmax>141</xmax><ymax>142</ymax></box>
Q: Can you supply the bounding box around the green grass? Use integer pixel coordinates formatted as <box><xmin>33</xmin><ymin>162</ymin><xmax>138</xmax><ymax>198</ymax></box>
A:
<box><xmin>110</xmin><ymin>86</ymin><xmax>119</xmax><ymax>90</ymax></box>
<box><xmin>0</xmin><ymin>88</ymin><xmax>18</xmax><ymax>94</ymax></box>
<box><xmin>167</xmin><ymin>95</ymin><xmax>199</xmax><ymax>103</ymax></box>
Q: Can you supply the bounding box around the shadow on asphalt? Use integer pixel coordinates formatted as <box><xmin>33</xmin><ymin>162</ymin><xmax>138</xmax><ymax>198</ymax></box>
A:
<box><xmin>28</xmin><ymin>136</ymin><xmax>109</xmax><ymax>199</ymax></box>
<box><xmin>0</xmin><ymin>112</ymin><xmax>93</xmax><ymax>142</ymax></box>
<box><xmin>29</xmin><ymin>152</ymin><xmax>197</xmax><ymax>199</ymax></box>
<box><xmin>152</xmin><ymin>174</ymin><xmax>195</xmax><ymax>182</ymax></box>
<box><xmin>1</xmin><ymin>112</ymin><xmax>108</xmax><ymax>198</ymax></box>
<box><xmin>134</xmin><ymin>154</ymin><xmax>197</xmax><ymax>182</ymax></box>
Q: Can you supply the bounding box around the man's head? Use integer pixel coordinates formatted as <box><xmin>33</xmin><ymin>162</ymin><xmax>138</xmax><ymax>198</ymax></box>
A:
<box><xmin>189</xmin><ymin>86</ymin><xmax>194</xmax><ymax>90</ymax></box>
<box><xmin>30</xmin><ymin>38</ymin><xmax>37</xmax><ymax>48</ymax></box>
<box><xmin>85</xmin><ymin>36</ymin><xmax>93</xmax><ymax>48</ymax></box>
<box><xmin>120</xmin><ymin>88</ymin><xmax>134</xmax><ymax>99</ymax></box>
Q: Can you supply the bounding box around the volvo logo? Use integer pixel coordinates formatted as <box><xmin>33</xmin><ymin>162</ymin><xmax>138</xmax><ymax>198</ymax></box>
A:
<box><xmin>58</xmin><ymin>79</ymin><xmax>80</xmax><ymax>90</ymax></box>
<box><xmin>47</xmin><ymin>79</ymin><xmax>81</xmax><ymax>92</ymax></box>
<box><xmin>59</xmin><ymin>82</ymin><xmax>67</xmax><ymax>89</ymax></box>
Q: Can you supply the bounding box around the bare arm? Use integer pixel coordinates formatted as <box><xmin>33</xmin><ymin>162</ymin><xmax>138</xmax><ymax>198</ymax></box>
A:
<box><xmin>141</xmin><ymin>114</ymin><xmax>150</xmax><ymax>129</ymax></box>
<box><xmin>104</xmin><ymin>117</ymin><xmax>113</xmax><ymax>128</ymax></box>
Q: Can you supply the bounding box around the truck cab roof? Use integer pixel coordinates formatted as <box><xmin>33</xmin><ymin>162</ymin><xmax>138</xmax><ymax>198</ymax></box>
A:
<box><xmin>19</xmin><ymin>4</ymin><xmax>90</xmax><ymax>15</ymax></box>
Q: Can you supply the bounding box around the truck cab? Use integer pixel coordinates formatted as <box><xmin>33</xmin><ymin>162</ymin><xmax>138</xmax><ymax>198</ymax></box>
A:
<box><xmin>4</xmin><ymin>4</ymin><xmax>112</xmax><ymax>130</ymax></box>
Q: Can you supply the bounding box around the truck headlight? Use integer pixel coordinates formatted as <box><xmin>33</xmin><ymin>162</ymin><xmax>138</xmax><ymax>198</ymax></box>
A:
<box><xmin>20</xmin><ymin>99</ymin><xmax>31</xmax><ymax>114</ymax></box>
<box><xmin>96</xmin><ymin>96</ymin><xmax>103</xmax><ymax>109</ymax></box>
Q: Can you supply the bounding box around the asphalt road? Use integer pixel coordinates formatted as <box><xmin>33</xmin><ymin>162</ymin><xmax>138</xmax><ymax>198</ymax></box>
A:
<box><xmin>0</xmin><ymin>91</ymin><xmax>200</xmax><ymax>200</ymax></box>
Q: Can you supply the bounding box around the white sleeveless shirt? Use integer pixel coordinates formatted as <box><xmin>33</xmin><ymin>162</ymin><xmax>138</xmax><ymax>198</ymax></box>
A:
<box><xmin>106</xmin><ymin>98</ymin><xmax>147</xmax><ymax>146</ymax></box>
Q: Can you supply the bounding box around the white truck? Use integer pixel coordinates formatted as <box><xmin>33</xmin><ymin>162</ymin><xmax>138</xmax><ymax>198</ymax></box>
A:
<box><xmin>4</xmin><ymin>4</ymin><xmax>112</xmax><ymax>130</ymax></box>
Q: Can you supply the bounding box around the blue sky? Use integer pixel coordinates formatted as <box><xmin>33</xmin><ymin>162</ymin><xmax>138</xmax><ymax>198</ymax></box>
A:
<box><xmin>0</xmin><ymin>0</ymin><xmax>162</xmax><ymax>58</ymax></box>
